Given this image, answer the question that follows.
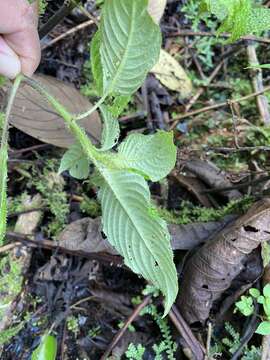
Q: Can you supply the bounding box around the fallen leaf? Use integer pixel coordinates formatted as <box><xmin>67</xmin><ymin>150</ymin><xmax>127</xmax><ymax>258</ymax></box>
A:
<box><xmin>177</xmin><ymin>199</ymin><xmax>270</xmax><ymax>324</ymax></box>
<box><xmin>9</xmin><ymin>75</ymin><xmax>102</xmax><ymax>148</ymax></box>
<box><xmin>181</xmin><ymin>158</ymin><xmax>242</xmax><ymax>200</ymax></box>
<box><xmin>148</xmin><ymin>0</ymin><xmax>167</xmax><ymax>23</ymax></box>
<box><xmin>151</xmin><ymin>49</ymin><xmax>193</xmax><ymax>98</ymax></box>
<box><xmin>56</xmin><ymin>216</ymin><xmax>235</xmax><ymax>254</ymax></box>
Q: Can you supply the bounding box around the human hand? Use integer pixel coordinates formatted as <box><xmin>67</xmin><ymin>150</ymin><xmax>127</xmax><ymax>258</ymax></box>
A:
<box><xmin>0</xmin><ymin>0</ymin><xmax>40</xmax><ymax>79</ymax></box>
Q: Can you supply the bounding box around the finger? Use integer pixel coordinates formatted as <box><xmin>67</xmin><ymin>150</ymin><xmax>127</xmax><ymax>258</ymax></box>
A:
<box><xmin>4</xmin><ymin>27</ymin><xmax>41</xmax><ymax>77</ymax></box>
<box><xmin>0</xmin><ymin>36</ymin><xmax>21</xmax><ymax>79</ymax></box>
<box><xmin>0</xmin><ymin>0</ymin><xmax>40</xmax><ymax>77</ymax></box>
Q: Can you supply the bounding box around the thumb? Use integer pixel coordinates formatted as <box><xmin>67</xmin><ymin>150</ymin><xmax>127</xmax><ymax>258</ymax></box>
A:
<box><xmin>0</xmin><ymin>36</ymin><xmax>21</xmax><ymax>79</ymax></box>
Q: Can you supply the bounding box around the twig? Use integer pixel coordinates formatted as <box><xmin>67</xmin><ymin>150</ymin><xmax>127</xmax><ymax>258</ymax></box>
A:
<box><xmin>247</xmin><ymin>42</ymin><xmax>270</xmax><ymax>124</ymax></box>
<box><xmin>169</xmin><ymin>85</ymin><xmax>270</xmax><ymax>130</ymax></box>
<box><xmin>206</xmin><ymin>146</ymin><xmax>270</xmax><ymax>152</ymax></box>
<box><xmin>6</xmin><ymin>231</ymin><xmax>123</xmax><ymax>267</ymax></box>
<box><xmin>41</xmin><ymin>19</ymin><xmax>95</xmax><ymax>50</ymax></box>
<box><xmin>0</xmin><ymin>242</ymin><xmax>21</xmax><ymax>254</ymax></box>
<box><xmin>100</xmin><ymin>295</ymin><xmax>151</xmax><ymax>360</ymax></box>
<box><xmin>169</xmin><ymin>305</ymin><xmax>205</xmax><ymax>360</ymax></box>
<box><xmin>200</xmin><ymin>175</ymin><xmax>270</xmax><ymax>194</ymax></box>
<box><xmin>39</xmin><ymin>0</ymin><xmax>81</xmax><ymax>39</ymax></box>
<box><xmin>167</xmin><ymin>30</ymin><xmax>270</xmax><ymax>45</ymax></box>
<box><xmin>185</xmin><ymin>59</ymin><xmax>225</xmax><ymax>113</ymax></box>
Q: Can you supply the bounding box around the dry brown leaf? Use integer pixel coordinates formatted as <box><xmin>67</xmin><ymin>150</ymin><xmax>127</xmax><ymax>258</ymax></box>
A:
<box><xmin>56</xmin><ymin>216</ymin><xmax>235</xmax><ymax>256</ymax></box>
<box><xmin>177</xmin><ymin>199</ymin><xmax>270</xmax><ymax>324</ymax></box>
<box><xmin>9</xmin><ymin>75</ymin><xmax>102</xmax><ymax>148</ymax></box>
<box><xmin>151</xmin><ymin>49</ymin><xmax>193</xmax><ymax>98</ymax></box>
<box><xmin>148</xmin><ymin>0</ymin><xmax>167</xmax><ymax>23</ymax></box>
<box><xmin>180</xmin><ymin>158</ymin><xmax>242</xmax><ymax>200</ymax></box>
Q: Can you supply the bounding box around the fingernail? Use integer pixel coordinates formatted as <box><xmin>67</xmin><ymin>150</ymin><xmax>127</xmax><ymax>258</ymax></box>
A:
<box><xmin>0</xmin><ymin>37</ymin><xmax>21</xmax><ymax>79</ymax></box>
<box><xmin>0</xmin><ymin>53</ymin><xmax>21</xmax><ymax>79</ymax></box>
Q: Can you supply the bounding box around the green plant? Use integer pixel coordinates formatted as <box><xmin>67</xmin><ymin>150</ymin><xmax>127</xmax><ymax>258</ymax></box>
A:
<box><xmin>125</xmin><ymin>343</ymin><xmax>145</xmax><ymax>360</ymax></box>
<box><xmin>67</xmin><ymin>316</ymin><xmax>80</xmax><ymax>337</ymax></box>
<box><xmin>182</xmin><ymin>1</ymin><xmax>220</xmax><ymax>68</ymax></box>
<box><xmin>31</xmin><ymin>159</ymin><xmax>69</xmax><ymax>237</ymax></box>
<box><xmin>140</xmin><ymin>303</ymin><xmax>177</xmax><ymax>360</ymax></box>
<box><xmin>235</xmin><ymin>284</ymin><xmax>270</xmax><ymax>335</ymax></box>
<box><xmin>201</xmin><ymin>0</ymin><xmax>270</xmax><ymax>41</ymax></box>
<box><xmin>222</xmin><ymin>322</ymin><xmax>261</xmax><ymax>358</ymax></box>
<box><xmin>0</xmin><ymin>0</ymin><xmax>178</xmax><ymax>315</ymax></box>
<box><xmin>0</xmin><ymin>255</ymin><xmax>23</xmax><ymax>318</ymax></box>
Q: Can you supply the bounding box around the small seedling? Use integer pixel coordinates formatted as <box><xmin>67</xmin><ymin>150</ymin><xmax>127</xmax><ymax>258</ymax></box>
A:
<box><xmin>235</xmin><ymin>284</ymin><xmax>270</xmax><ymax>335</ymax></box>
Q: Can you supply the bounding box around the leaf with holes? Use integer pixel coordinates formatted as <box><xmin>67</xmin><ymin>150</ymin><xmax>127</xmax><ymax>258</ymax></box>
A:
<box><xmin>59</xmin><ymin>143</ymin><xmax>90</xmax><ymax>180</ymax></box>
<box><xmin>116</xmin><ymin>131</ymin><xmax>176</xmax><ymax>182</ymax></box>
<box><xmin>99</xmin><ymin>105</ymin><xmax>120</xmax><ymax>151</ymax></box>
<box><xmin>98</xmin><ymin>168</ymin><xmax>178</xmax><ymax>315</ymax></box>
<box><xmin>100</xmin><ymin>0</ymin><xmax>161</xmax><ymax>96</ymax></box>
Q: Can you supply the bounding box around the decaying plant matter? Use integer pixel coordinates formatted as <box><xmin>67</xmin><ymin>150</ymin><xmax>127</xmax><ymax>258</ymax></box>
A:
<box><xmin>177</xmin><ymin>199</ymin><xmax>270</xmax><ymax>324</ymax></box>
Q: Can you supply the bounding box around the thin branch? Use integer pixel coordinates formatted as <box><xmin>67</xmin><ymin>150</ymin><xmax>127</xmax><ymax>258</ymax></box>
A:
<box><xmin>100</xmin><ymin>296</ymin><xmax>151</xmax><ymax>360</ymax></box>
<box><xmin>42</xmin><ymin>19</ymin><xmax>95</xmax><ymax>50</ymax></box>
<box><xmin>167</xmin><ymin>30</ymin><xmax>270</xmax><ymax>45</ymax></box>
<box><xmin>39</xmin><ymin>0</ymin><xmax>81</xmax><ymax>39</ymax></box>
<box><xmin>247</xmin><ymin>42</ymin><xmax>270</xmax><ymax>124</ymax></box>
<box><xmin>169</xmin><ymin>85</ymin><xmax>270</xmax><ymax>130</ymax></box>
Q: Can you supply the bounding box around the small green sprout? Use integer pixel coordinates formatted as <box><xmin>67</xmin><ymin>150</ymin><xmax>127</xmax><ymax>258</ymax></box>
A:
<box><xmin>235</xmin><ymin>284</ymin><xmax>270</xmax><ymax>335</ymax></box>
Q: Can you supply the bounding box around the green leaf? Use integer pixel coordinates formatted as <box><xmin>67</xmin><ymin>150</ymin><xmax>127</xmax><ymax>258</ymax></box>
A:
<box><xmin>201</xmin><ymin>0</ymin><xmax>270</xmax><ymax>41</ymax></box>
<box><xmin>0</xmin><ymin>144</ymin><xmax>8</xmax><ymax>246</ymax></box>
<box><xmin>262</xmin><ymin>242</ymin><xmax>270</xmax><ymax>268</ymax></box>
<box><xmin>98</xmin><ymin>169</ymin><xmax>178</xmax><ymax>315</ymax></box>
<box><xmin>99</xmin><ymin>105</ymin><xmax>120</xmax><ymax>151</ymax></box>
<box><xmin>31</xmin><ymin>334</ymin><xmax>57</xmax><ymax>360</ymax></box>
<box><xmin>100</xmin><ymin>0</ymin><xmax>161</xmax><ymax>96</ymax></box>
<box><xmin>263</xmin><ymin>284</ymin><xmax>270</xmax><ymax>298</ymax></box>
<box><xmin>247</xmin><ymin>64</ymin><xmax>270</xmax><ymax>69</ymax></box>
<box><xmin>91</xmin><ymin>30</ymin><xmax>103</xmax><ymax>96</ymax></box>
<box><xmin>256</xmin><ymin>321</ymin><xmax>270</xmax><ymax>335</ymax></box>
<box><xmin>59</xmin><ymin>142</ymin><xmax>90</xmax><ymax>180</ymax></box>
<box><xmin>235</xmin><ymin>295</ymin><xmax>254</xmax><ymax>316</ymax></box>
<box><xmin>117</xmin><ymin>131</ymin><xmax>176</xmax><ymax>182</ymax></box>
<box><xmin>249</xmin><ymin>288</ymin><xmax>260</xmax><ymax>299</ymax></box>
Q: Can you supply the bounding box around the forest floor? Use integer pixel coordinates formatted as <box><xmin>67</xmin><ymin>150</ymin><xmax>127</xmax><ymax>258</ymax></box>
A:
<box><xmin>1</xmin><ymin>0</ymin><xmax>270</xmax><ymax>359</ymax></box>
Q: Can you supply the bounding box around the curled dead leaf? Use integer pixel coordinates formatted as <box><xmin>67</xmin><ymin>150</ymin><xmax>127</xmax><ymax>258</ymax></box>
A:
<box><xmin>9</xmin><ymin>75</ymin><xmax>102</xmax><ymax>148</ymax></box>
<box><xmin>151</xmin><ymin>49</ymin><xmax>193</xmax><ymax>98</ymax></box>
<box><xmin>177</xmin><ymin>199</ymin><xmax>270</xmax><ymax>324</ymax></box>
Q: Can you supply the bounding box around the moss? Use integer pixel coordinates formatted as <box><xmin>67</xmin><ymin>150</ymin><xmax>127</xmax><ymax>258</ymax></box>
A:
<box><xmin>158</xmin><ymin>196</ymin><xmax>254</xmax><ymax>225</ymax></box>
<box><xmin>30</xmin><ymin>159</ymin><xmax>69</xmax><ymax>238</ymax></box>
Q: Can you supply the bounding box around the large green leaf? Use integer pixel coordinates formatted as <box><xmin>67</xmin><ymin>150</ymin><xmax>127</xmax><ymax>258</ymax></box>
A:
<box><xmin>59</xmin><ymin>142</ymin><xmax>90</xmax><ymax>180</ymax></box>
<box><xmin>98</xmin><ymin>169</ymin><xmax>178</xmax><ymax>315</ymax></box>
<box><xmin>100</xmin><ymin>0</ymin><xmax>161</xmax><ymax>96</ymax></box>
<box><xmin>116</xmin><ymin>131</ymin><xmax>176</xmax><ymax>182</ymax></box>
<box><xmin>99</xmin><ymin>105</ymin><xmax>120</xmax><ymax>151</ymax></box>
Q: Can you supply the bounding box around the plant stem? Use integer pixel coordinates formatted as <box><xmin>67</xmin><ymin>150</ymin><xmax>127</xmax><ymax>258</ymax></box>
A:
<box><xmin>0</xmin><ymin>74</ymin><xmax>23</xmax><ymax>244</ymax></box>
<box><xmin>23</xmin><ymin>76</ymin><xmax>102</xmax><ymax>164</ymax></box>
<box><xmin>1</xmin><ymin>75</ymin><xmax>23</xmax><ymax>149</ymax></box>
<box><xmin>74</xmin><ymin>94</ymin><xmax>107</xmax><ymax>121</ymax></box>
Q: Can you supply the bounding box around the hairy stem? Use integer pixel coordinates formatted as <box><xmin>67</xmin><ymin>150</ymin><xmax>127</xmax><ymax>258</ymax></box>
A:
<box><xmin>0</xmin><ymin>75</ymin><xmax>23</xmax><ymax>244</ymax></box>
<box><xmin>23</xmin><ymin>76</ymin><xmax>102</xmax><ymax>164</ymax></box>
<box><xmin>74</xmin><ymin>93</ymin><xmax>108</xmax><ymax>121</ymax></box>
